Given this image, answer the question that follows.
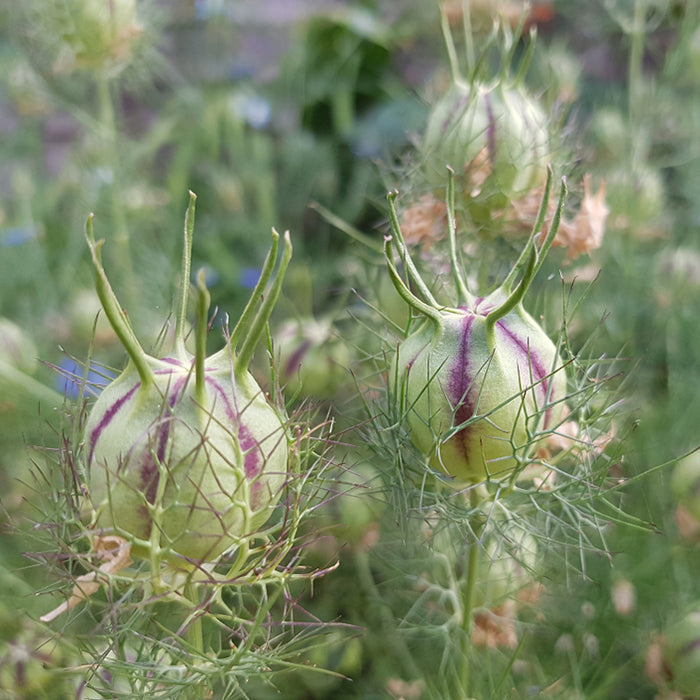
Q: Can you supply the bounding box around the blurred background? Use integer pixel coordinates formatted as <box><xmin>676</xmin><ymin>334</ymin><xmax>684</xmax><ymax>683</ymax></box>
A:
<box><xmin>0</xmin><ymin>1</ymin><xmax>699</xmax><ymax>697</ymax></box>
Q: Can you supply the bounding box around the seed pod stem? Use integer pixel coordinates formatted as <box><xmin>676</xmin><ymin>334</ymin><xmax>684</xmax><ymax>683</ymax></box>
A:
<box><xmin>85</xmin><ymin>214</ymin><xmax>153</xmax><ymax>389</ymax></box>
<box><xmin>195</xmin><ymin>268</ymin><xmax>211</xmax><ymax>404</ymax></box>
<box><xmin>501</xmin><ymin>168</ymin><xmax>567</xmax><ymax>299</ymax></box>
<box><xmin>439</xmin><ymin>0</ymin><xmax>463</xmax><ymax>84</ymax></box>
<box><xmin>235</xmin><ymin>230</ymin><xmax>292</xmax><ymax>376</ymax></box>
<box><xmin>387</xmin><ymin>190</ymin><xmax>440</xmax><ymax>309</ymax></box>
<box><xmin>175</xmin><ymin>191</ymin><xmax>197</xmax><ymax>358</ymax></box>
<box><xmin>227</xmin><ymin>230</ymin><xmax>280</xmax><ymax>352</ymax></box>
<box><xmin>383</xmin><ymin>236</ymin><xmax>442</xmax><ymax>325</ymax></box>
<box><xmin>446</xmin><ymin>167</ymin><xmax>475</xmax><ymax>307</ymax></box>
<box><xmin>486</xmin><ymin>246</ymin><xmax>536</xmax><ymax>329</ymax></box>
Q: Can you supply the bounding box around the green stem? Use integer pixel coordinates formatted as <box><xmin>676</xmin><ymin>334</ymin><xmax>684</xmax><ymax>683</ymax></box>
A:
<box><xmin>498</xmin><ymin>171</ymin><xmax>567</xmax><ymax>303</ymax></box>
<box><xmin>96</xmin><ymin>73</ymin><xmax>131</xmax><ymax>280</ymax></box>
<box><xmin>440</xmin><ymin>1</ymin><xmax>463</xmax><ymax>84</ymax></box>
<box><xmin>194</xmin><ymin>269</ymin><xmax>210</xmax><ymax>405</ymax></box>
<box><xmin>235</xmin><ymin>231</ymin><xmax>292</xmax><ymax>375</ymax></box>
<box><xmin>446</xmin><ymin>168</ymin><xmax>474</xmax><ymax>307</ymax></box>
<box><xmin>226</xmin><ymin>230</ymin><xmax>280</xmax><ymax>352</ymax></box>
<box><xmin>183</xmin><ymin>580</ymin><xmax>205</xmax><ymax>698</ymax></box>
<box><xmin>459</xmin><ymin>486</ymin><xmax>487</xmax><ymax>696</ymax></box>
<box><xmin>460</xmin><ymin>0</ymin><xmax>475</xmax><ymax>76</ymax></box>
<box><xmin>501</xmin><ymin>165</ymin><xmax>553</xmax><ymax>294</ymax></box>
<box><xmin>387</xmin><ymin>191</ymin><xmax>440</xmax><ymax>308</ymax></box>
<box><xmin>85</xmin><ymin>215</ymin><xmax>153</xmax><ymax>389</ymax></box>
<box><xmin>383</xmin><ymin>236</ymin><xmax>443</xmax><ymax>325</ymax></box>
<box><xmin>175</xmin><ymin>192</ymin><xmax>197</xmax><ymax>357</ymax></box>
<box><xmin>309</xmin><ymin>200</ymin><xmax>383</xmax><ymax>254</ymax></box>
<box><xmin>485</xmin><ymin>247</ymin><xmax>536</xmax><ymax>328</ymax></box>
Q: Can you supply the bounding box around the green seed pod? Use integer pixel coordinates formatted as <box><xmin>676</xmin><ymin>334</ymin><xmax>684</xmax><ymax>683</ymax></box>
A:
<box><xmin>664</xmin><ymin>608</ymin><xmax>700</xmax><ymax>697</ymax></box>
<box><xmin>422</xmin><ymin>80</ymin><xmax>550</xmax><ymax>223</ymax></box>
<box><xmin>671</xmin><ymin>451</ymin><xmax>700</xmax><ymax>522</ymax></box>
<box><xmin>394</xmin><ymin>292</ymin><xmax>566</xmax><ymax>482</ymax></box>
<box><xmin>0</xmin><ymin>317</ymin><xmax>37</xmax><ymax>375</ymax></box>
<box><xmin>85</xmin><ymin>193</ymin><xmax>292</xmax><ymax>565</ymax></box>
<box><xmin>276</xmin><ymin>317</ymin><xmax>350</xmax><ymax>400</ymax></box>
<box><xmin>474</xmin><ymin>519</ymin><xmax>538</xmax><ymax>608</ymax></box>
<box><xmin>386</xmin><ymin>170</ymin><xmax>567</xmax><ymax>483</ymax></box>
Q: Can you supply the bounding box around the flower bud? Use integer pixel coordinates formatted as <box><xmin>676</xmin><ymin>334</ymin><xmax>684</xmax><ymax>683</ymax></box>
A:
<box><xmin>664</xmin><ymin>608</ymin><xmax>700</xmax><ymax>697</ymax></box>
<box><xmin>475</xmin><ymin>519</ymin><xmax>538</xmax><ymax>607</ymax></box>
<box><xmin>84</xmin><ymin>194</ymin><xmax>292</xmax><ymax>565</ymax></box>
<box><xmin>671</xmin><ymin>451</ymin><xmax>700</xmax><ymax>522</ymax></box>
<box><xmin>395</xmin><ymin>293</ymin><xmax>565</xmax><ymax>482</ymax></box>
<box><xmin>422</xmin><ymin>80</ymin><xmax>550</xmax><ymax>224</ymax></box>
<box><xmin>276</xmin><ymin>317</ymin><xmax>349</xmax><ymax>400</ymax></box>
<box><xmin>0</xmin><ymin>317</ymin><xmax>37</xmax><ymax>375</ymax></box>
<box><xmin>386</xmin><ymin>170</ymin><xmax>567</xmax><ymax>483</ymax></box>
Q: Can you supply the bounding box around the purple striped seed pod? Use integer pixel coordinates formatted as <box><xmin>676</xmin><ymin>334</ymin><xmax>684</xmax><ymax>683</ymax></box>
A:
<box><xmin>422</xmin><ymin>80</ymin><xmax>550</xmax><ymax>224</ymax></box>
<box><xmin>385</xmin><ymin>169</ymin><xmax>567</xmax><ymax>484</ymax></box>
<box><xmin>84</xmin><ymin>193</ymin><xmax>292</xmax><ymax>566</ymax></box>
<box><xmin>393</xmin><ymin>292</ymin><xmax>566</xmax><ymax>483</ymax></box>
<box><xmin>276</xmin><ymin>318</ymin><xmax>350</xmax><ymax>400</ymax></box>
<box><xmin>85</xmin><ymin>354</ymin><xmax>289</xmax><ymax>564</ymax></box>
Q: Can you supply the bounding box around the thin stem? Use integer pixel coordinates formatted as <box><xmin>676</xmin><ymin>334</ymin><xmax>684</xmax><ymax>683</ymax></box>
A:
<box><xmin>86</xmin><ymin>215</ymin><xmax>153</xmax><ymax>389</ymax></box>
<box><xmin>175</xmin><ymin>192</ymin><xmax>197</xmax><ymax>356</ymax></box>
<box><xmin>235</xmin><ymin>231</ymin><xmax>292</xmax><ymax>375</ymax></box>
<box><xmin>387</xmin><ymin>191</ymin><xmax>440</xmax><ymax>308</ymax></box>
<box><xmin>384</xmin><ymin>236</ymin><xmax>443</xmax><ymax>325</ymax></box>
<box><xmin>440</xmin><ymin>1</ymin><xmax>462</xmax><ymax>84</ymax></box>
<box><xmin>446</xmin><ymin>167</ymin><xmax>474</xmax><ymax>307</ymax></box>
<box><xmin>511</xmin><ymin>27</ymin><xmax>538</xmax><ymax>86</ymax></box>
<box><xmin>194</xmin><ymin>269</ymin><xmax>210</xmax><ymax>405</ymax></box>
<box><xmin>530</xmin><ymin>176</ymin><xmax>567</xmax><ymax>281</ymax></box>
<box><xmin>227</xmin><ymin>230</ymin><xmax>280</xmax><ymax>351</ymax></box>
<box><xmin>485</xmin><ymin>246</ymin><xmax>536</xmax><ymax>328</ymax></box>
<box><xmin>96</xmin><ymin>73</ymin><xmax>131</xmax><ymax>279</ymax></box>
<box><xmin>501</xmin><ymin>165</ymin><xmax>553</xmax><ymax>294</ymax></box>
<box><xmin>309</xmin><ymin>200</ymin><xmax>383</xmax><ymax>254</ymax></box>
<box><xmin>459</xmin><ymin>486</ymin><xmax>487</xmax><ymax>696</ymax></box>
<box><xmin>461</xmin><ymin>0</ymin><xmax>475</xmax><ymax>76</ymax></box>
<box><xmin>182</xmin><ymin>580</ymin><xmax>205</xmax><ymax>699</ymax></box>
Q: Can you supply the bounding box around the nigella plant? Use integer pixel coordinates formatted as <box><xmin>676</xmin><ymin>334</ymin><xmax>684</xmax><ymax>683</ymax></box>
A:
<box><xmin>34</xmin><ymin>194</ymin><xmax>340</xmax><ymax>698</ymax></box>
<box><xmin>350</xmin><ymin>167</ymin><xmax>629</xmax><ymax>698</ymax></box>
<box><xmin>387</xmin><ymin>167</ymin><xmax>568</xmax><ymax>487</ymax></box>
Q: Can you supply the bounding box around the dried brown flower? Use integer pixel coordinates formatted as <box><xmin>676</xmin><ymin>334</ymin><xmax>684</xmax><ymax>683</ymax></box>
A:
<box><xmin>399</xmin><ymin>195</ymin><xmax>447</xmax><ymax>249</ymax></box>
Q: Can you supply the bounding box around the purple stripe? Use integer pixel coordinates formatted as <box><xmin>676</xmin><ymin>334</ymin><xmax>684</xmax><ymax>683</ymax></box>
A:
<box><xmin>139</xmin><ymin>375</ymin><xmax>187</xmax><ymax>506</ymax></box>
<box><xmin>160</xmin><ymin>357</ymin><xmax>186</xmax><ymax>367</ymax></box>
<box><xmin>443</xmin><ymin>90</ymin><xmax>470</xmax><ymax>137</ymax></box>
<box><xmin>495</xmin><ymin>321</ymin><xmax>553</xmax><ymax>423</ymax></box>
<box><xmin>88</xmin><ymin>383</ymin><xmax>140</xmax><ymax>465</ymax></box>
<box><xmin>447</xmin><ymin>315</ymin><xmax>476</xmax><ymax>463</ymax></box>
<box><xmin>284</xmin><ymin>339</ymin><xmax>312</xmax><ymax>378</ymax></box>
<box><xmin>484</xmin><ymin>92</ymin><xmax>497</xmax><ymax>166</ymax></box>
<box><xmin>205</xmin><ymin>376</ymin><xmax>262</xmax><ymax>479</ymax></box>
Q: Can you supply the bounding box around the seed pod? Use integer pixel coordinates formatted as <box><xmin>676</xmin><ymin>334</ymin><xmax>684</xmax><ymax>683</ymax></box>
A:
<box><xmin>474</xmin><ymin>519</ymin><xmax>538</xmax><ymax>608</ymax></box>
<box><xmin>386</xmin><ymin>170</ymin><xmax>567</xmax><ymax>483</ymax></box>
<box><xmin>85</xmin><ymin>193</ymin><xmax>292</xmax><ymax>565</ymax></box>
<box><xmin>276</xmin><ymin>317</ymin><xmax>349</xmax><ymax>400</ymax></box>
<box><xmin>664</xmin><ymin>608</ymin><xmax>700</xmax><ymax>697</ymax></box>
<box><xmin>0</xmin><ymin>317</ymin><xmax>37</xmax><ymax>375</ymax></box>
<box><xmin>671</xmin><ymin>451</ymin><xmax>700</xmax><ymax>522</ymax></box>
<box><xmin>422</xmin><ymin>80</ymin><xmax>550</xmax><ymax>224</ymax></box>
